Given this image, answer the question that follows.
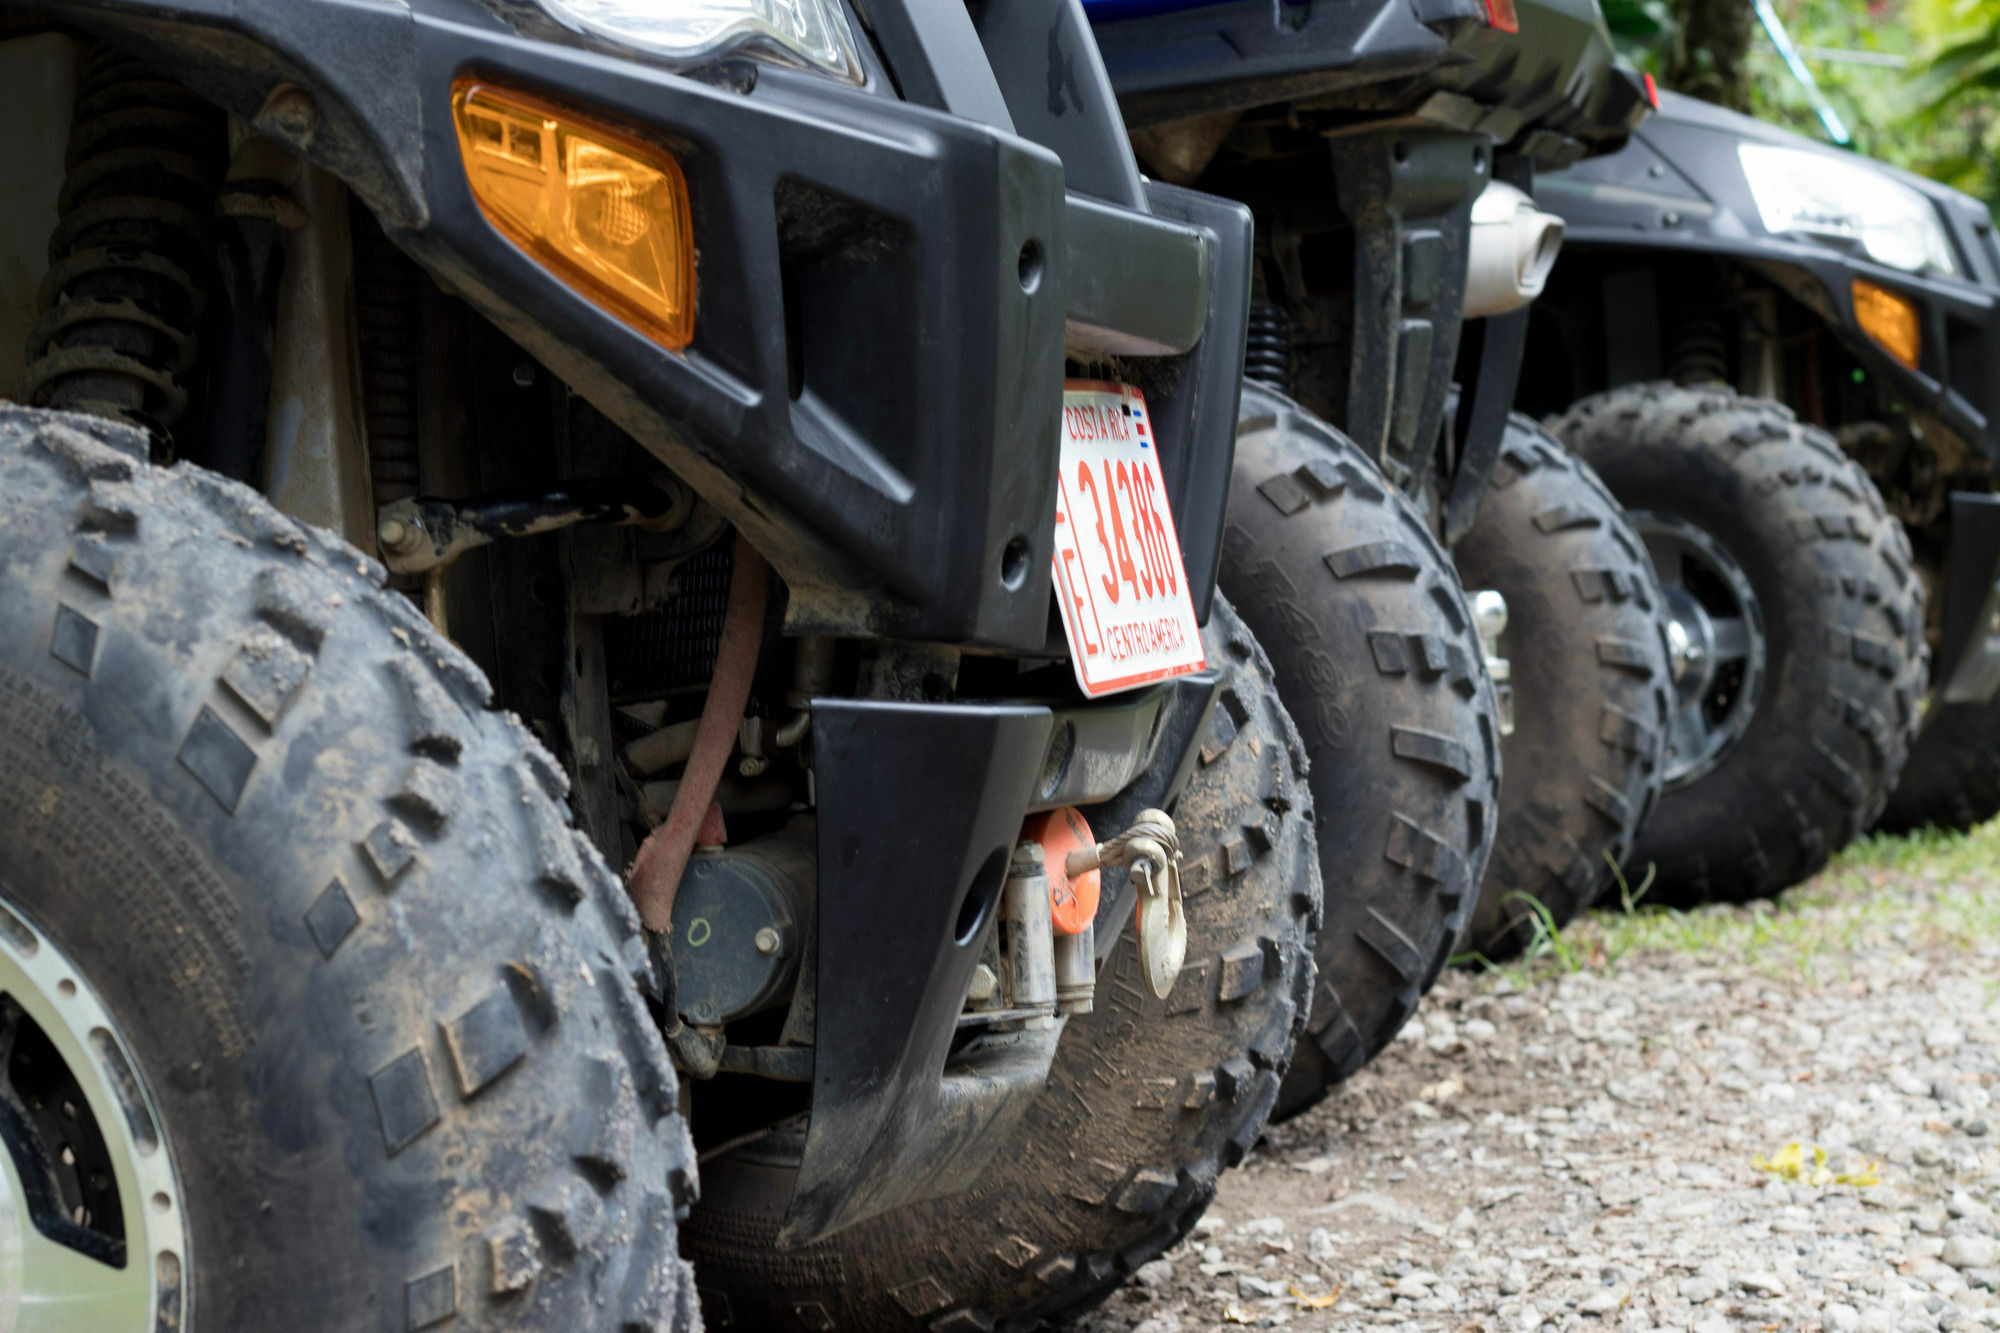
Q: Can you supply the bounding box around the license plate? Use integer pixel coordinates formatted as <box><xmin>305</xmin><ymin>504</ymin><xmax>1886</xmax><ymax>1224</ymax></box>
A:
<box><xmin>1051</xmin><ymin>381</ymin><xmax>1205</xmax><ymax>698</ymax></box>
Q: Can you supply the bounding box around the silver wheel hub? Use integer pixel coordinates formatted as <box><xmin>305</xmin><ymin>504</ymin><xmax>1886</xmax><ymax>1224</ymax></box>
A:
<box><xmin>0</xmin><ymin>898</ymin><xmax>186</xmax><ymax>1330</ymax></box>
<box><xmin>1661</xmin><ymin>586</ymin><xmax>1715</xmax><ymax>696</ymax></box>
<box><xmin>1629</xmin><ymin>510</ymin><xmax>1768</xmax><ymax>787</ymax></box>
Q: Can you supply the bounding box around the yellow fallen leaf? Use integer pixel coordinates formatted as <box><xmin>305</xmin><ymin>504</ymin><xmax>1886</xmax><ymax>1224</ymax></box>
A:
<box><xmin>1835</xmin><ymin>1160</ymin><xmax>1881</xmax><ymax>1188</ymax></box>
<box><xmin>1753</xmin><ymin>1140</ymin><xmax>1879</xmax><ymax>1189</ymax></box>
<box><xmin>1291</xmin><ymin>1282</ymin><xmax>1343</xmax><ymax>1310</ymax></box>
<box><xmin>1752</xmin><ymin>1141</ymin><xmax>1805</xmax><ymax>1181</ymax></box>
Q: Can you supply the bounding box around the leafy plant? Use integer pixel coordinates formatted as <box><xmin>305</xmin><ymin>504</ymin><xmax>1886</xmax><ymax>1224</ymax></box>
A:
<box><xmin>1753</xmin><ymin>1140</ymin><xmax>1881</xmax><ymax>1188</ymax></box>
<box><xmin>1604</xmin><ymin>852</ymin><xmax>1657</xmax><ymax>916</ymax></box>
<box><xmin>1501</xmin><ymin>891</ymin><xmax>1584</xmax><ymax>973</ymax></box>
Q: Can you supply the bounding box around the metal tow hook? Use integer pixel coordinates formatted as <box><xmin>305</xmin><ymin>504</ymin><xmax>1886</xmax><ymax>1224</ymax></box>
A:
<box><xmin>1063</xmin><ymin>809</ymin><xmax>1186</xmax><ymax>999</ymax></box>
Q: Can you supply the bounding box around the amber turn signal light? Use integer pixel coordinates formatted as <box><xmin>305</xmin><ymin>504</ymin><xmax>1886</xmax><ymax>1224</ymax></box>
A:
<box><xmin>1852</xmin><ymin>278</ymin><xmax>1920</xmax><ymax>371</ymax></box>
<box><xmin>452</xmin><ymin>79</ymin><xmax>695</xmax><ymax>351</ymax></box>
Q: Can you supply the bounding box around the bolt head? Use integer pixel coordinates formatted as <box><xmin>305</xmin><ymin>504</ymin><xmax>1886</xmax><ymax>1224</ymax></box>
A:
<box><xmin>967</xmin><ymin>963</ymin><xmax>999</xmax><ymax>1004</ymax></box>
<box><xmin>379</xmin><ymin>518</ymin><xmax>406</xmax><ymax>549</ymax></box>
<box><xmin>754</xmin><ymin>926</ymin><xmax>782</xmax><ymax>956</ymax></box>
<box><xmin>258</xmin><ymin>85</ymin><xmax>319</xmax><ymax>146</ymax></box>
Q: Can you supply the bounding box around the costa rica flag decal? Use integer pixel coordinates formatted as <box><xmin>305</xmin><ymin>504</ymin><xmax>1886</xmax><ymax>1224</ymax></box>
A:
<box><xmin>1124</xmin><ymin>399</ymin><xmax>1150</xmax><ymax>445</ymax></box>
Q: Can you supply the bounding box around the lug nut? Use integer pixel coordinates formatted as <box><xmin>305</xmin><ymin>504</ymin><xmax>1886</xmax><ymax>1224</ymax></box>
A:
<box><xmin>754</xmin><ymin>926</ymin><xmax>782</xmax><ymax>956</ymax></box>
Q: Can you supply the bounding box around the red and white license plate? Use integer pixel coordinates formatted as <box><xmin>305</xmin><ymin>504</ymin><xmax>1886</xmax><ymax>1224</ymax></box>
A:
<box><xmin>1051</xmin><ymin>381</ymin><xmax>1205</xmax><ymax>698</ymax></box>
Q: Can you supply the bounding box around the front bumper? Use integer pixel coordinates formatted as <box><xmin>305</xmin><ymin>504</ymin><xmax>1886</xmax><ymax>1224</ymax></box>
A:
<box><xmin>52</xmin><ymin>0</ymin><xmax>1246</xmax><ymax>653</ymax></box>
<box><xmin>1542</xmin><ymin>118</ymin><xmax>2000</xmax><ymax>464</ymax></box>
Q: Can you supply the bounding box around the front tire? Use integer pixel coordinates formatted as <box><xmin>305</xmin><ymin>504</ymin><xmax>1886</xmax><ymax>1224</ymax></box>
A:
<box><xmin>1452</xmin><ymin>417</ymin><xmax>1673</xmax><ymax>957</ymax></box>
<box><xmin>1553</xmin><ymin>384</ymin><xmax>1927</xmax><ymax>904</ymax></box>
<box><xmin>1218</xmin><ymin>382</ymin><xmax>1499</xmax><ymax>1119</ymax></box>
<box><xmin>0</xmin><ymin>408</ymin><xmax>696</xmax><ymax>1331</ymax></box>
<box><xmin>682</xmin><ymin>594</ymin><xmax>1319</xmax><ymax>1332</ymax></box>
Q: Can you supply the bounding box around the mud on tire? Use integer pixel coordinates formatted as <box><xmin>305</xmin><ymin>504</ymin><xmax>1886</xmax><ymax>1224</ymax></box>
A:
<box><xmin>1553</xmin><ymin>383</ymin><xmax>1927</xmax><ymax>904</ymax></box>
<box><xmin>681</xmin><ymin>593</ymin><xmax>1320</xmax><ymax>1332</ymax></box>
<box><xmin>1218</xmin><ymin>382</ymin><xmax>1499</xmax><ymax>1120</ymax></box>
<box><xmin>0</xmin><ymin>408</ymin><xmax>696</xmax><ymax>1330</ymax></box>
<box><xmin>1453</xmin><ymin>416</ymin><xmax>1672</xmax><ymax>958</ymax></box>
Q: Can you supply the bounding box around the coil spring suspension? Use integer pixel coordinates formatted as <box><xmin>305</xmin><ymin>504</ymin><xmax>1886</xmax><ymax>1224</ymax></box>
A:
<box><xmin>349</xmin><ymin>201</ymin><xmax>423</xmax><ymax>508</ymax></box>
<box><xmin>19</xmin><ymin>50</ymin><xmax>223</xmax><ymax>446</ymax></box>
<box><xmin>1244</xmin><ymin>302</ymin><xmax>1293</xmax><ymax>395</ymax></box>
<box><xmin>1670</xmin><ymin>314</ymin><xmax>1730</xmax><ymax>387</ymax></box>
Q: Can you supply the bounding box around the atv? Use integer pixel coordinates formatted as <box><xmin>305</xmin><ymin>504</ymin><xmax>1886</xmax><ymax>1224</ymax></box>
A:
<box><xmin>1520</xmin><ymin>90</ymin><xmax>1981</xmax><ymax>901</ymax></box>
<box><xmin>1085</xmin><ymin>0</ymin><xmax>1660</xmax><ymax>1115</ymax></box>
<box><xmin>0</xmin><ymin>3</ymin><xmax>1320</xmax><ymax>1329</ymax></box>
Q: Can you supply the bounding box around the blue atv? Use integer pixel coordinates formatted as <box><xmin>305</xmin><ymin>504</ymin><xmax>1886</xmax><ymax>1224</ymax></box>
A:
<box><xmin>1086</xmin><ymin>0</ymin><xmax>1663</xmax><ymax>1115</ymax></box>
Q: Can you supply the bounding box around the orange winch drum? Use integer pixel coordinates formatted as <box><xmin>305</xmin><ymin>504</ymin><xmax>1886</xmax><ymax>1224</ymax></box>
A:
<box><xmin>1025</xmin><ymin>806</ymin><xmax>1100</xmax><ymax>935</ymax></box>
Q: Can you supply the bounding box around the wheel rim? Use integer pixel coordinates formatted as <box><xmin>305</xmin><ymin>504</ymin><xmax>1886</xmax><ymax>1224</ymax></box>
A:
<box><xmin>1629</xmin><ymin>510</ymin><xmax>1767</xmax><ymax>787</ymax></box>
<box><xmin>0</xmin><ymin>896</ymin><xmax>186</xmax><ymax>1331</ymax></box>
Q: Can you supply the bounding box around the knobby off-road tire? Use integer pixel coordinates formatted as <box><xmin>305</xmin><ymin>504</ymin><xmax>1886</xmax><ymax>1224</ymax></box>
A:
<box><xmin>0</xmin><ymin>409</ymin><xmax>696</xmax><ymax>1330</ymax></box>
<box><xmin>1554</xmin><ymin>384</ymin><xmax>1927</xmax><ymax>905</ymax></box>
<box><xmin>1877</xmin><ymin>700</ymin><xmax>2000</xmax><ymax>833</ymax></box>
<box><xmin>1218</xmin><ymin>382</ymin><xmax>1499</xmax><ymax>1121</ymax></box>
<box><xmin>1452</xmin><ymin>417</ymin><xmax>1672</xmax><ymax>958</ymax></box>
<box><xmin>683</xmin><ymin>593</ymin><xmax>1319</xmax><ymax>1333</ymax></box>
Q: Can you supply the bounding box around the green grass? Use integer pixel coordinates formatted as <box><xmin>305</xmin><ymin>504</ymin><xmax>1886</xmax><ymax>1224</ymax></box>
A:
<box><xmin>1472</xmin><ymin>819</ymin><xmax>2000</xmax><ymax>989</ymax></box>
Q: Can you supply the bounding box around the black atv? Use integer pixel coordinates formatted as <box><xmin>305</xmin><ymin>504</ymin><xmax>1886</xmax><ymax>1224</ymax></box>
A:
<box><xmin>1086</xmin><ymin>0</ymin><xmax>1658</xmax><ymax>1116</ymax></box>
<box><xmin>0</xmin><ymin>3</ymin><xmax>1320</xmax><ymax>1329</ymax></box>
<box><xmin>1520</xmin><ymin>90</ymin><xmax>1987</xmax><ymax>901</ymax></box>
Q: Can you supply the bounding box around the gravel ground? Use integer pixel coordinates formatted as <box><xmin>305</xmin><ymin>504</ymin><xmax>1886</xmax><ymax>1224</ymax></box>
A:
<box><xmin>1079</xmin><ymin>831</ymin><xmax>2000</xmax><ymax>1333</ymax></box>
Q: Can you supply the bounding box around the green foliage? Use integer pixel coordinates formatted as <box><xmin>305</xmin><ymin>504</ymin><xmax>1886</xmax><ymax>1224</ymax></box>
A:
<box><xmin>1473</xmin><ymin>817</ymin><xmax>2000</xmax><ymax>991</ymax></box>
<box><xmin>1622</xmin><ymin>0</ymin><xmax>2000</xmax><ymax>218</ymax></box>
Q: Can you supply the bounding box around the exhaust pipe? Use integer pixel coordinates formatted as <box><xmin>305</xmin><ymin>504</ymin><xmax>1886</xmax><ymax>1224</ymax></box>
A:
<box><xmin>1462</xmin><ymin>181</ymin><xmax>1565</xmax><ymax>319</ymax></box>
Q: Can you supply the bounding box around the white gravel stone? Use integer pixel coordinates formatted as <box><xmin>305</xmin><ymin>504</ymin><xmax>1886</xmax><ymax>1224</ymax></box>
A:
<box><xmin>1680</xmin><ymin>1274</ymin><xmax>1722</xmax><ymax>1303</ymax></box>
<box><xmin>1084</xmin><ymin>865</ymin><xmax>2000</xmax><ymax>1333</ymax></box>
<box><xmin>1947</xmin><ymin>1237</ymin><xmax>2000</xmax><ymax>1270</ymax></box>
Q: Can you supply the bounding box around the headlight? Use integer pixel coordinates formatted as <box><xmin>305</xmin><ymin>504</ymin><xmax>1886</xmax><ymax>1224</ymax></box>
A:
<box><xmin>1739</xmin><ymin>144</ymin><xmax>1957</xmax><ymax>276</ymax></box>
<box><xmin>533</xmin><ymin>0</ymin><xmax>862</xmax><ymax>84</ymax></box>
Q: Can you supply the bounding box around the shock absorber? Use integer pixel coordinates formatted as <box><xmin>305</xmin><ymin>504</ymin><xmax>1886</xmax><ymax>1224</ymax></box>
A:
<box><xmin>1243</xmin><ymin>302</ymin><xmax>1293</xmax><ymax>395</ymax></box>
<box><xmin>19</xmin><ymin>49</ymin><xmax>223</xmax><ymax>450</ymax></box>
<box><xmin>1669</xmin><ymin>312</ymin><xmax>1731</xmax><ymax>387</ymax></box>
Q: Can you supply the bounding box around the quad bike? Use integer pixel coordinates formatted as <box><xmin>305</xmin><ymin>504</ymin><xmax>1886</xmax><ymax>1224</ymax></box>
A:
<box><xmin>1520</xmin><ymin>90</ymin><xmax>1987</xmax><ymax>900</ymax></box>
<box><xmin>1085</xmin><ymin>0</ymin><xmax>1664</xmax><ymax>1116</ymax></box>
<box><xmin>0</xmin><ymin>3</ymin><xmax>1322</xmax><ymax>1330</ymax></box>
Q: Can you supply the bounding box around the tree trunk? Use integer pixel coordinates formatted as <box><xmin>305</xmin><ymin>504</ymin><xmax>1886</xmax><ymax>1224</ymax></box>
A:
<box><xmin>1668</xmin><ymin>0</ymin><xmax>1755</xmax><ymax>111</ymax></box>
